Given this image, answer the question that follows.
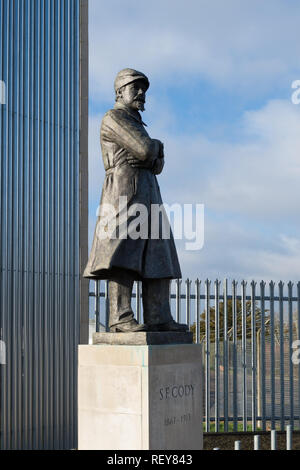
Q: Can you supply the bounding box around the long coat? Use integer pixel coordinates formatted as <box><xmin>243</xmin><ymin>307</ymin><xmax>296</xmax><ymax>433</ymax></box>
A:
<box><xmin>83</xmin><ymin>102</ymin><xmax>182</xmax><ymax>281</ymax></box>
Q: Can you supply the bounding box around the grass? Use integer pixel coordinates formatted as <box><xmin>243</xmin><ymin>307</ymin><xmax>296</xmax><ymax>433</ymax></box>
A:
<box><xmin>203</xmin><ymin>422</ymin><xmax>259</xmax><ymax>432</ymax></box>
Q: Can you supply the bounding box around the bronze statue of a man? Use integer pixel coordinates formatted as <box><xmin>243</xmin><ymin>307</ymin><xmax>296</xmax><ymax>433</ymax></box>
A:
<box><xmin>84</xmin><ymin>68</ymin><xmax>188</xmax><ymax>333</ymax></box>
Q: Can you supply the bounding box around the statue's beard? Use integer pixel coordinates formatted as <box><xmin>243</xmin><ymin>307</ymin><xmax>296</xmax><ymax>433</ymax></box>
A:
<box><xmin>133</xmin><ymin>99</ymin><xmax>145</xmax><ymax>111</ymax></box>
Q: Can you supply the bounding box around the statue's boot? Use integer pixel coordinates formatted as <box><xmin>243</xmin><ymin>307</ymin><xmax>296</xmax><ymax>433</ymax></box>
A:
<box><xmin>108</xmin><ymin>273</ymin><xmax>147</xmax><ymax>332</ymax></box>
<box><xmin>142</xmin><ymin>279</ymin><xmax>189</xmax><ymax>332</ymax></box>
<box><xmin>110</xmin><ymin>319</ymin><xmax>148</xmax><ymax>333</ymax></box>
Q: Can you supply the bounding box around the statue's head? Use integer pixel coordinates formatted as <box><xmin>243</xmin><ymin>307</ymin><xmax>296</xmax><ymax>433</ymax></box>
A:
<box><xmin>114</xmin><ymin>68</ymin><xmax>150</xmax><ymax>112</ymax></box>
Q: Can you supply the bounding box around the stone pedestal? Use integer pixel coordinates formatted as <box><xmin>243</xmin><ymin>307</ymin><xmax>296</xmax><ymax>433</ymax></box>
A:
<box><xmin>78</xmin><ymin>343</ymin><xmax>203</xmax><ymax>450</ymax></box>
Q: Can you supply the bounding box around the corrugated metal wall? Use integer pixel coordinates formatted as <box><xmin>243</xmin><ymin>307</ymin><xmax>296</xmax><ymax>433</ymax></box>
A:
<box><xmin>0</xmin><ymin>0</ymin><xmax>88</xmax><ymax>449</ymax></box>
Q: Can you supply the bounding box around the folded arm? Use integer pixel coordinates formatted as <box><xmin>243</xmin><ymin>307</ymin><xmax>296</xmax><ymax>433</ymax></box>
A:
<box><xmin>102</xmin><ymin>110</ymin><xmax>160</xmax><ymax>162</ymax></box>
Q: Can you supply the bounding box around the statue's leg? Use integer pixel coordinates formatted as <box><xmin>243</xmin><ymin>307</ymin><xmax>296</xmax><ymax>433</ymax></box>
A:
<box><xmin>142</xmin><ymin>279</ymin><xmax>189</xmax><ymax>331</ymax></box>
<box><xmin>142</xmin><ymin>279</ymin><xmax>173</xmax><ymax>325</ymax></box>
<box><xmin>108</xmin><ymin>270</ymin><xmax>148</xmax><ymax>332</ymax></box>
<box><xmin>108</xmin><ymin>275</ymin><xmax>134</xmax><ymax>328</ymax></box>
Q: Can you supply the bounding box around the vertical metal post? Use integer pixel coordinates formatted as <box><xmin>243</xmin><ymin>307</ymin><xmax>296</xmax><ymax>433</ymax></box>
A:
<box><xmin>195</xmin><ymin>279</ymin><xmax>201</xmax><ymax>344</ymax></box>
<box><xmin>251</xmin><ymin>281</ymin><xmax>257</xmax><ymax>432</ymax></box>
<box><xmin>169</xmin><ymin>279</ymin><xmax>172</xmax><ymax>317</ymax></box>
<box><xmin>215</xmin><ymin>280</ymin><xmax>220</xmax><ymax>432</ymax></box>
<box><xmin>257</xmin><ymin>328</ymin><xmax>262</xmax><ymax>430</ymax></box>
<box><xmin>232</xmin><ymin>280</ymin><xmax>238</xmax><ymax>432</ymax></box>
<box><xmin>271</xmin><ymin>429</ymin><xmax>277</xmax><ymax>450</ymax></box>
<box><xmin>288</xmin><ymin>282</ymin><xmax>294</xmax><ymax>430</ymax></box>
<box><xmin>105</xmin><ymin>280</ymin><xmax>109</xmax><ymax>332</ymax></box>
<box><xmin>241</xmin><ymin>280</ymin><xmax>247</xmax><ymax>431</ymax></box>
<box><xmin>234</xmin><ymin>441</ymin><xmax>241</xmax><ymax>450</ymax></box>
<box><xmin>279</xmin><ymin>281</ymin><xmax>285</xmax><ymax>431</ymax></box>
<box><xmin>297</xmin><ymin>282</ymin><xmax>300</xmax><ymax>432</ymax></box>
<box><xmin>260</xmin><ymin>281</ymin><xmax>266</xmax><ymax>431</ymax></box>
<box><xmin>205</xmin><ymin>279</ymin><xmax>211</xmax><ymax>432</ymax></box>
<box><xmin>286</xmin><ymin>424</ymin><xmax>292</xmax><ymax>450</ymax></box>
<box><xmin>223</xmin><ymin>279</ymin><xmax>229</xmax><ymax>432</ymax></box>
<box><xmin>269</xmin><ymin>281</ymin><xmax>275</xmax><ymax>430</ymax></box>
<box><xmin>186</xmin><ymin>279</ymin><xmax>191</xmax><ymax>329</ymax></box>
<box><xmin>176</xmin><ymin>279</ymin><xmax>182</xmax><ymax>324</ymax></box>
<box><xmin>254</xmin><ymin>435</ymin><xmax>260</xmax><ymax>450</ymax></box>
<box><xmin>136</xmin><ymin>281</ymin><xmax>141</xmax><ymax>324</ymax></box>
<box><xmin>95</xmin><ymin>280</ymin><xmax>100</xmax><ymax>333</ymax></box>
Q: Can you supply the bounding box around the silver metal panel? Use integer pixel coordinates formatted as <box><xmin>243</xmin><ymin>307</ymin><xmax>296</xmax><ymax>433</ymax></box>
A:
<box><xmin>0</xmin><ymin>0</ymin><xmax>87</xmax><ymax>450</ymax></box>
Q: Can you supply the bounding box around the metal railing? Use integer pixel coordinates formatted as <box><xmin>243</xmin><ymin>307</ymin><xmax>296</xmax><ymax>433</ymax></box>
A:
<box><xmin>89</xmin><ymin>278</ymin><xmax>300</xmax><ymax>433</ymax></box>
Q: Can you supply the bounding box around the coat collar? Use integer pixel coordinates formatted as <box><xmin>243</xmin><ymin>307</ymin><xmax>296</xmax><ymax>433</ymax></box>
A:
<box><xmin>114</xmin><ymin>102</ymin><xmax>147</xmax><ymax>126</ymax></box>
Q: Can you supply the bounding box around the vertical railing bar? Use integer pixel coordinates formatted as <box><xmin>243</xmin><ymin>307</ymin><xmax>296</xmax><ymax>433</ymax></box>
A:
<box><xmin>176</xmin><ymin>279</ymin><xmax>181</xmax><ymax>324</ymax></box>
<box><xmin>136</xmin><ymin>280</ymin><xmax>141</xmax><ymax>324</ymax></box>
<box><xmin>105</xmin><ymin>280</ymin><xmax>109</xmax><ymax>332</ymax></box>
<box><xmin>232</xmin><ymin>280</ymin><xmax>238</xmax><ymax>432</ymax></box>
<box><xmin>95</xmin><ymin>280</ymin><xmax>100</xmax><ymax>333</ymax></box>
<box><xmin>241</xmin><ymin>280</ymin><xmax>247</xmax><ymax>431</ymax></box>
<box><xmin>215</xmin><ymin>280</ymin><xmax>220</xmax><ymax>432</ymax></box>
<box><xmin>279</xmin><ymin>281</ymin><xmax>285</xmax><ymax>431</ymax></box>
<box><xmin>270</xmin><ymin>281</ymin><xmax>276</xmax><ymax>430</ymax></box>
<box><xmin>195</xmin><ymin>279</ymin><xmax>201</xmax><ymax>344</ymax></box>
<box><xmin>205</xmin><ymin>279</ymin><xmax>211</xmax><ymax>432</ymax></box>
<box><xmin>186</xmin><ymin>278</ymin><xmax>191</xmax><ymax>329</ymax></box>
<box><xmin>297</xmin><ymin>282</ymin><xmax>300</xmax><ymax>432</ymax></box>
<box><xmin>251</xmin><ymin>281</ymin><xmax>257</xmax><ymax>432</ymax></box>
<box><xmin>223</xmin><ymin>279</ymin><xmax>228</xmax><ymax>432</ymax></box>
<box><xmin>288</xmin><ymin>281</ymin><xmax>294</xmax><ymax>430</ymax></box>
<box><xmin>169</xmin><ymin>279</ymin><xmax>172</xmax><ymax>321</ymax></box>
<box><xmin>260</xmin><ymin>280</ymin><xmax>266</xmax><ymax>431</ymax></box>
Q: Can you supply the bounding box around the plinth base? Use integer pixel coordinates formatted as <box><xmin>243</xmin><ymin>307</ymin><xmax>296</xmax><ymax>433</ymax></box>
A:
<box><xmin>93</xmin><ymin>331</ymin><xmax>193</xmax><ymax>345</ymax></box>
<box><xmin>78</xmin><ymin>344</ymin><xmax>203</xmax><ymax>450</ymax></box>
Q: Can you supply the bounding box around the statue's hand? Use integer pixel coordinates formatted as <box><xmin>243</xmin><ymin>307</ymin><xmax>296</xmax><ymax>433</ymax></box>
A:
<box><xmin>126</xmin><ymin>154</ymin><xmax>152</xmax><ymax>168</ymax></box>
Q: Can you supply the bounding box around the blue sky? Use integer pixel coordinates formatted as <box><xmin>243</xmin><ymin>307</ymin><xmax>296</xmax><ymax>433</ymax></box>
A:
<box><xmin>88</xmin><ymin>0</ymin><xmax>300</xmax><ymax>285</ymax></box>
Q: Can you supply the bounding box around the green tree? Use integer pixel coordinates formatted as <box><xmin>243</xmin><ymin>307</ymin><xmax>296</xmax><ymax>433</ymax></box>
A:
<box><xmin>191</xmin><ymin>299</ymin><xmax>270</xmax><ymax>343</ymax></box>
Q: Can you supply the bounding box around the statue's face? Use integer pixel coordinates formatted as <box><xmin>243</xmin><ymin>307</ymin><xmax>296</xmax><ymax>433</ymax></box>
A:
<box><xmin>118</xmin><ymin>79</ymin><xmax>147</xmax><ymax>111</ymax></box>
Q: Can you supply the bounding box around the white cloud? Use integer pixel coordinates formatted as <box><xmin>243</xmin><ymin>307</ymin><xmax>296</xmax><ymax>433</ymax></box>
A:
<box><xmin>89</xmin><ymin>0</ymin><xmax>300</xmax><ymax>102</ymax></box>
<box><xmin>176</xmin><ymin>222</ymin><xmax>300</xmax><ymax>284</ymax></box>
